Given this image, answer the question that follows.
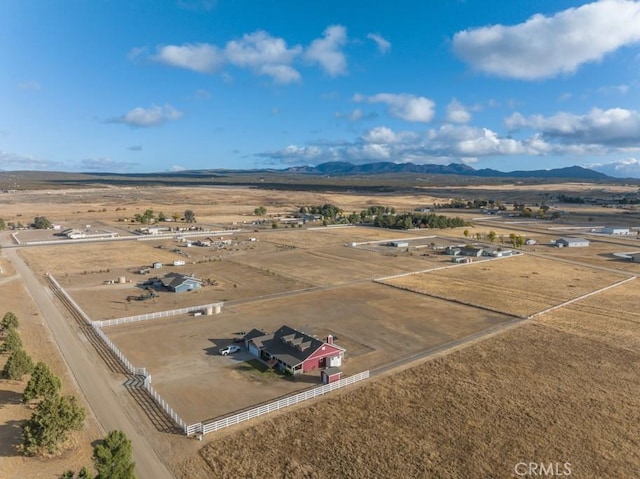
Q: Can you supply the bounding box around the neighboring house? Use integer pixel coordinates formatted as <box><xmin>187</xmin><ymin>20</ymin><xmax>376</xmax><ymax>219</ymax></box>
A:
<box><xmin>390</xmin><ymin>241</ymin><xmax>409</xmax><ymax>248</ymax></box>
<box><xmin>601</xmin><ymin>227</ymin><xmax>630</xmax><ymax>235</ymax></box>
<box><xmin>460</xmin><ymin>247</ymin><xmax>484</xmax><ymax>257</ymax></box>
<box><xmin>243</xmin><ymin>326</ymin><xmax>345</xmax><ymax>375</ymax></box>
<box><xmin>160</xmin><ymin>272</ymin><xmax>202</xmax><ymax>292</ymax></box>
<box><xmin>631</xmin><ymin>253</ymin><xmax>640</xmax><ymax>263</ymax></box>
<box><xmin>555</xmin><ymin>238</ymin><xmax>590</xmax><ymax>248</ymax></box>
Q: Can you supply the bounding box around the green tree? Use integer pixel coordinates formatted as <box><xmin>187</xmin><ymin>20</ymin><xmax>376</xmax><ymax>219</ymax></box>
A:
<box><xmin>24</xmin><ymin>362</ymin><xmax>62</xmax><ymax>403</ymax></box>
<box><xmin>0</xmin><ymin>218</ymin><xmax>5</xmax><ymax>230</ymax></box>
<box><xmin>22</xmin><ymin>394</ymin><xmax>86</xmax><ymax>455</ymax></box>
<box><xmin>184</xmin><ymin>210</ymin><xmax>196</xmax><ymax>223</ymax></box>
<box><xmin>3</xmin><ymin>348</ymin><xmax>34</xmax><ymax>380</ymax></box>
<box><xmin>463</xmin><ymin>229</ymin><xmax>470</xmax><ymax>238</ymax></box>
<box><xmin>1</xmin><ymin>311</ymin><xmax>19</xmax><ymax>330</ymax></box>
<box><xmin>271</xmin><ymin>221</ymin><xmax>279</xmax><ymax>229</ymax></box>
<box><xmin>487</xmin><ymin>231</ymin><xmax>497</xmax><ymax>243</ymax></box>
<box><xmin>59</xmin><ymin>467</ymin><xmax>94</xmax><ymax>479</ymax></box>
<box><xmin>254</xmin><ymin>206</ymin><xmax>267</xmax><ymax>216</ymax></box>
<box><xmin>93</xmin><ymin>430</ymin><xmax>136</xmax><ymax>479</ymax></box>
<box><xmin>172</xmin><ymin>212</ymin><xmax>180</xmax><ymax>222</ymax></box>
<box><xmin>2</xmin><ymin>327</ymin><xmax>23</xmax><ymax>353</ymax></box>
<box><xmin>157</xmin><ymin>211</ymin><xmax>166</xmax><ymax>222</ymax></box>
<box><xmin>33</xmin><ymin>216</ymin><xmax>52</xmax><ymax>229</ymax></box>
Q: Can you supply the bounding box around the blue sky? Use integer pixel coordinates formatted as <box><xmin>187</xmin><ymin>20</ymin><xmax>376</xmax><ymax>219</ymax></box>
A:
<box><xmin>2</xmin><ymin>0</ymin><xmax>640</xmax><ymax>177</ymax></box>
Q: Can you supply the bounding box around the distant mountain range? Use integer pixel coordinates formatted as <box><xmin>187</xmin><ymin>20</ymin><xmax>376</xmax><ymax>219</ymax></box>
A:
<box><xmin>285</xmin><ymin>162</ymin><xmax>611</xmax><ymax>180</ymax></box>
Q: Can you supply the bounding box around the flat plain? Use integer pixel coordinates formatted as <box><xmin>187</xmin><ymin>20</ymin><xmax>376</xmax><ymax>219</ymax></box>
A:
<box><xmin>1</xmin><ymin>182</ymin><xmax>640</xmax><ymax>478</ymax></box>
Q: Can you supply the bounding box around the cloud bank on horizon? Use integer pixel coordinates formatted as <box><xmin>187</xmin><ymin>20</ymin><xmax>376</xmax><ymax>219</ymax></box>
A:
<box><xmin>1</xmin><ymin>0</ymin><xmax>640</xmax><ymax>177</ymax></box>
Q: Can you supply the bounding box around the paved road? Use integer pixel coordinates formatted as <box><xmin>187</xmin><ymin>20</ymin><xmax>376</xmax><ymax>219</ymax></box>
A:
<box><xmin>4</xmin><ymin>247</ymin><xmax>174</xmax><ymax>479</ymax></box>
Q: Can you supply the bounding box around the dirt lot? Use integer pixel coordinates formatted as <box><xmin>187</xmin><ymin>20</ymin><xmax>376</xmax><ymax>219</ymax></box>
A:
<box><xmin>188</xmin><ymin>318</ymin><xmax>640</xmax><ymax>479</ymax></box>
<box><xmin>385</xmin><ymin>254</ymin><xmax>631</xmax><ymax>317</ymax></box>
<box><xmin>105</xmin><ymin>282</ymin><xmax>512</xmax><ymax>424</ymax></box>
<box><xmin>0</xmin><ymin>258</ymin><xmax>102</xmax><ymax>479</ymax></box>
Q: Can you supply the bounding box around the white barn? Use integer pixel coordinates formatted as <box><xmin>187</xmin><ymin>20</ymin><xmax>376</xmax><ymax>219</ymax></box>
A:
<box><xmin>555</xmin><ymin>238</ymin><xmax>590</xmax><ymax>248</ymax></box>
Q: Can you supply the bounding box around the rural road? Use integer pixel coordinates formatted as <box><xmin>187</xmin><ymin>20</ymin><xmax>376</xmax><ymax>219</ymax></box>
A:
<box><xmin>4</xmin><ymin>247</ymin><xmax>174</xmax><ymax>479</ymax></box>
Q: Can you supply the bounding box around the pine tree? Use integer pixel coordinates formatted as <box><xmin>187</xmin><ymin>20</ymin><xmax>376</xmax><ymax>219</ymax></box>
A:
<box><xmin>3</xmin><ymin>348</ymin><xmax>34</xmax><ymax>380</ymax></box>
<box><xmin>2</xmin><ymin>327</ymin><xmax>23</xmax><ymax>353</ymax></box>
<box><xmin>1</xmin><ymin>311</ymin><xmax>18</xmax><ymax>330</ymax></box>
<box><xmin>93</xmin><ymin>430</ymin><xmax>136</xmax><ymax>479</ymax></box>
<box><xmin>24</xmin><ymin>362</ymin><xmax>62</xmax><ymax>402</ymax></box>
<box><xmin>22</xmin><ymin>394</ymin><xmax>86</xmax><ymax>455</ymax></box>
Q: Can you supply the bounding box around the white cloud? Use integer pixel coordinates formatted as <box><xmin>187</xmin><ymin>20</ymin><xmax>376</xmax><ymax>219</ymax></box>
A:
<box><xmin>589</xmin><ymin>157</ymin><xmax>640</xmax><ymax>177</ymax></box>
<box><xmin>452</xmin><ymin>0</ymin><xmax>640</xmax><ymax>79</ymax></box>
<box><xmin>362</xmin><ymin>126</ymin><xmax>399</xmax><ymax>144</ymax></box>
<box><xmin>112</xmin><ymin>104</ymin><xmax>183</xmax><ymax>127</ymax></box>
<box><xmin>354</xmin><ymin>93</ymin><xmax>435</xmax><ymax>122</ymax></box>
<box><xmin>0</xmin><ymin>151</ymin><xmax>59</xmax><ymax>170</ymax></box>
<box><xmin>304</xmin><ymin>25</ymin><xmax>348</xmax><ymax>76</ymax></box>
<box><xmin>225</xmin><ymin>31</ymin><xmax>302</xmax><ymax>83</ymax></box>
<box><xmin>367</xmin><ymin>33</ymin><xmax>391</xmax><ymax>54</ymax></box>
<box><xmin>169</xmin><ymin>165</ymin><xmax>188</xmax><ymax>172</ymax></box>
<box><xmin>446</xmin><ymin>99</ymin><xmax>472</xmax><ymax>123</ymax></box>
<box><xmin>152</xmin><ymin>43</ymin><xmax>224</xmax><ymax>73</ymax></box>
<box><xmin>505</xmin><ymin>107</ymin><xmax>640</xmax><ymax>146</ymax></box>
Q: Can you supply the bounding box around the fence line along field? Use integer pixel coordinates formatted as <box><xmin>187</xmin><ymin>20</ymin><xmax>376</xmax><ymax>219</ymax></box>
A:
<box><xmin>382</xmin><ymin>255</ymin><xmax>631</xmax><ymax>317</ymax></box>
<box><xmin>191</xmin><ymin>319</ymin><xmax>640</xmax><ymax>479</ymax></box>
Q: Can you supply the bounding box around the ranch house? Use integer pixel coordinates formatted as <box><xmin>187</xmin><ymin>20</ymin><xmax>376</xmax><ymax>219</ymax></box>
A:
<box><xmin>243</xmin><ymin>325</ymin><xmax>345</xmax><ymax>375</ymax></box>
<box><xmin>160</xmin><ymin>272</ymin><xmax>203</xmax><ymax>292</ymax></box>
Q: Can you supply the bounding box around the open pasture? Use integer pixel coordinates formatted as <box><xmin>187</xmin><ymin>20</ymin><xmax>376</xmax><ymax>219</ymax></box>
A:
<box><xmin>194</xmin><ymin>319</ymin><xmax>640</xmax><ymax>479</ymax></box>
<box><xmin>384</xmin><ymin>254</ymin><xmax>630</xmax><ymax>317</ymax></box>
<box><xmin>105</xmin><ymin>281</ymin><xmax>513</xmax><ymax>423</ymax></box>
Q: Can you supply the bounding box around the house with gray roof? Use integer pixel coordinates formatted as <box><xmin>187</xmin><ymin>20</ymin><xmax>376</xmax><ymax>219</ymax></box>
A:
<box><xmin>160</xmin><ymin>272</ymin><xmax>202</xmax><ymax>292</ymax></box>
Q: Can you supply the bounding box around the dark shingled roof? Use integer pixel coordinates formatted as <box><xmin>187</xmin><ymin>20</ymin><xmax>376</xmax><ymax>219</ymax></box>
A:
<box><xmin>160</xmin><ymin>272</ymin><xmax>202</xmax><ymax>289</ymax></box>
<box><xmin>248</xmin><ymin>325</ymin><xmax>336</xmax><ymax>368</ymax></box>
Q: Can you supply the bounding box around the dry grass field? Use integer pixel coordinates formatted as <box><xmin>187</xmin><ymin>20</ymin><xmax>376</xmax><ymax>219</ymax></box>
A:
<box><xmin>384</xmin><ymin>255</ymin><xmax>631</xmax><ymax>317</ymax></box>
<box><xmin>2</xmin><ymin>183</ymin><xmax>640</xmax><ymax>478</ymax></box>
<box><xmin>187</xmin><ymin>318</ymin><xmax>640</xmax><ymax>479</ymax></box>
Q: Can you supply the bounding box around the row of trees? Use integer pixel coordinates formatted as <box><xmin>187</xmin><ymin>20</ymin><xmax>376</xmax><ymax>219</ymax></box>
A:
<box><xmin>1</xmin><ymin>312</ymin><xmax>136</xmax><ymax>476</ymax></box>
<box><xmin>298</xmin><ymin>203</ymin><xmax>466</xmax><ymax>230</ymax></box>
<box><xmin>133</xmin><ymin>209</ymin><xmax>196</xmax><ymax>224</ymax></box>
<box><xmin>463</xmin><ymin>230</ymin><xmax>527</xmax><ymax>247</ymax></box>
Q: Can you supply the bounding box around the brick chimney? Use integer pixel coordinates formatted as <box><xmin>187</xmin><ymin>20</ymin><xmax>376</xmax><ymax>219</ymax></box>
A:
<box><xmin>327</xmin><ymin>334</ymin><xmax>333</xmax><ymax>345</ymax></box>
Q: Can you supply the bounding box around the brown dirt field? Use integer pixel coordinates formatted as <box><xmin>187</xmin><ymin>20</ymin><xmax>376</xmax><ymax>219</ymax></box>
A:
<box><xmin>385</xmin><ymin>254</ymin><xmax>629</xmax><ymax>317</ymax></box>
<box><xmin>0</xmin><ymin>260</ymin><xmax>101</xmax><ymax>479</ymax></box>
<box><xmin>105</xmin><ymin>282</ymin><xmax>512</xmax><ymax>424</ymax></box>
<box><xmin>189</xmin><ymin>320</ymin><xmax>640</xmax><ymax>479</ymax></box>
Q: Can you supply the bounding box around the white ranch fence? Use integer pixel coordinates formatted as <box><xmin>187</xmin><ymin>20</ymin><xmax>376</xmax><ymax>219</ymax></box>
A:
<box><xmin>185</xmin><ymin>370</ymin><xmax>370</xmax><ymax>436</ymax></box>
<box><xmin>46</xmin><ymin>273</ymin><xmax>92</xmax><ymax>324</ymax></box>
<box><xmin>93</xmin><ymin>302</ymin><xmax>224</xmax><ymax>328</ymax></box>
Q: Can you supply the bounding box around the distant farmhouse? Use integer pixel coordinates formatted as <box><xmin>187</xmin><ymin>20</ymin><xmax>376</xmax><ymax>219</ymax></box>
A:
<box><xmin>160</xmin><ymin>272</ymin><xmax>203</xmax><ymax>293</ymax></box>
<box><xmin>243</xmin><ymin>325</ymin><xmax>345</xmax><ymax>375</ymax></box>
<box><xmin>555</xmin><ymin>237</ymin><xmax>590</xmax><ymax>248</ymax></box>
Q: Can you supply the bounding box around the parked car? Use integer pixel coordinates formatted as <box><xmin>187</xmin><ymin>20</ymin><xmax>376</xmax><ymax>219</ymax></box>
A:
<box><xmin>219</xmin><ymin>345</ymin><xmax>241</xmax><ymax>356</ymax></box>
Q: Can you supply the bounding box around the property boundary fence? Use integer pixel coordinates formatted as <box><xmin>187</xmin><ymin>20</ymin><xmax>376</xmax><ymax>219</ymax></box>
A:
<box><xmin>93</xmin><ymin>302</ymin><xmax>224</xmax><ymax>328</ymax></box>
<box><xmin>46</xmin><ymin>273</ymin><xmax>92</xmax><ymax>324</ymax></box>
<box><xmin>46</xmin><ymin>272</ymin><xmax>371</xmax><ymax>437</ymax></box>
<box><xmin>185</xmin><ymin>370</ymin><xmax>370</xmax><ymax>436</ymax></box>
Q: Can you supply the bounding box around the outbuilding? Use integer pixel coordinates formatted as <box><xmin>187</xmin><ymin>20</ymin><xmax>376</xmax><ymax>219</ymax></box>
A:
<box><xmin>601</xmin><ymin>227</ymin><xmax>630</xmax><ymax>235</ymax></box>
<box><xmin>320</xmin><ymin>367</ymin><xmax>342</xmax><ymax>384</ymax></box>
<box><xmin>160</xmin><ymin>272</ymin><xmax>202</xmax><ymax>292</ymax></box>
<box><xmin>555</xmin><ymin>237</ymin><xmax>590</xmax><ymax>248</ymax></box>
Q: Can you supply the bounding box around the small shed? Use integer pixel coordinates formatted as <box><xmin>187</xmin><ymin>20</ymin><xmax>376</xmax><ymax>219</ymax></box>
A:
<box><xmin>321</xmin><ymin>367</ymin><xmax>342</xmax><ymax>384</ymax></box>
<box><xmin>390</xmin><ymin>241</ymin><xmax>409</xmax><ymax>248</ymax></box>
